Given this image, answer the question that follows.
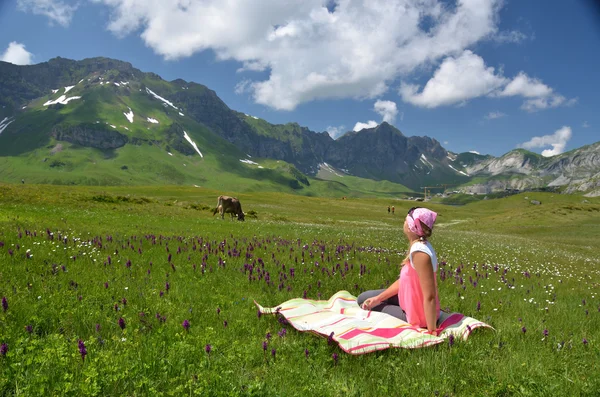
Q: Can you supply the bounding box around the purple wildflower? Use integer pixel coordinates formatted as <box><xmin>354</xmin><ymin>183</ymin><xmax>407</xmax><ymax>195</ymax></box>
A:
<box><xmin>543</xmin><ymin>329</ymin><xmax>549</xmax><ymax>337</ymax></box>
<box><xmin>448</xmin><ymin>334</ymin><xmax>455</xmax><ymax>347</ymax></box>
<box><xmin>223</xmin><ymin>320</ymin><xmax>228</xmax><ymax>328</ymax></box>
<box><xmin>165</xmin><ymin>282</ymin><xmax>170</xmax><ymax>292</ymax></box>
<box><xmin>78</xmin><ymin>339</ymin><xmax>87</xmax><ymax>361</ymax></box>
<box><xmin>278</xmin><ymin>328</ymin><xmax>287</xmax><ymax>338</ymax></box>
<box><xmin>583</xmin><ymin>338</ymin><xmax>588</xmax><ymax>345</ymax></box>
<box><xmin>25</xmin><ymin>325</ymin><xmax>33</xmax><ymax>334</ymax></box>
<box><xmin>182</xmin><ymin>319</ymin><xmax>190</xmax><ymax>331</ymax></box>
<box><xmin>257</xmin><ymin>309</ymin><xmax>262</xmax><ymax>319</ymax></box>
<box><xmin>217</xmin><ymin>307</ymin><xmax>221</xmax><ymax>315</ymax></box>
<box><xmin>205</xmin><ymin>344</ymin><xmax>212</xmax><ymax>354</ymax></box>
<box><xmin>328</xmin><ymin>332</ymin><xmax>335</xmax><ymax>345</ymax></box>
<box><xmin>0</xmin><ymin>343</ymin><xmax>7</xmax><ymax>356</ymax></box>
<box><xmin>2</xmin><ymin>297</ymin><xmax>7</xmax><ymax>312</ymax></box>
<box><xmin>160</xmin><ymin>290</ymin><xmax>164</xmax><ymax>297</ymax></box>
<box><xmin>118</xmin><ymin>317</ymin><xmax>126</xmax><ymax>330</ymax></box>
<box><xmin>122</xmin><ymin>298</ymin><xmax>127</xmax><ymax>305</ymax></box>
<box><xmin>104</xmin><ymin>282</ymin><xmax>109</xmax><ymax>289</ymax></box>
<box><xmin>266</xmin><ymin>332</ymin><xmax>272</xmax><ymax>340</ymax></box>
<box><xmin>271</xmin><ymin>348</ymin><xmax>276</xmax><ymax>359</ymax></box>
<box><xmin>96</xmin><ymin>324</ymin><xmax>101</xmax><ymax>333</ymax></box>
<box><xmin>521</xmin><ymin>326</ymin><xmax>527</xmax><ymax>333</ymax></box>
<box><xmin>476</xmin><ymin>301</ymin><xmax>481</xmax><ymax>311</ymax></box>
<box><xmin>332</xmin><ymin>353</ymin><xmax>339</xmax><ymax>365</ymax></box>
<box><xmin>305</xmin><ymin>348</ymin><xmax>309</xmax><ymax>359</ymax></box>
<box><xmin>262</xmin><ymin>341</ymin><xmax>268</xmax><ymax>352</ymax></box>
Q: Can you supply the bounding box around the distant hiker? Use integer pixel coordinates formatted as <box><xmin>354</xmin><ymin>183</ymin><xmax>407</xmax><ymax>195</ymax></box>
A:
<box><xmin>387</xmin><ymin>206</ymin><xmax>391</xmax><ymax>214</ymax></box>
<box><xmin>391</xmin><ymin>206</ymin><xmax>395</xmax><ymax>215</ymax></box>
<box><xmin>358</xmin><ymin>207</ymin><xmax>440</xmax><ymax>334</ymax></box>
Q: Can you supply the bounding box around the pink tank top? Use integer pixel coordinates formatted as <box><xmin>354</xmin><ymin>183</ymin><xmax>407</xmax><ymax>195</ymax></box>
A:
<box><xmin>398</xmin><ymin>258</ymin><xmax>440</xmax><ymax>328</ymax></box>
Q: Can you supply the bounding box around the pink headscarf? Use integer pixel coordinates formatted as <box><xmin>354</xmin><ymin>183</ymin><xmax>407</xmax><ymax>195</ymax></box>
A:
<box><xmin>406</xmin><ymin>208</ymin><xmax>438</xmax><ymax>236</ymax></box>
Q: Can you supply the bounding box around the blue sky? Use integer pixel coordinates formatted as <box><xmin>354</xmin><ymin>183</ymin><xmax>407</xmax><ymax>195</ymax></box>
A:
<box><xmin>1</xmin><ymin>0</ymin><xmax>599</xmax><ymax>157</ymax></box>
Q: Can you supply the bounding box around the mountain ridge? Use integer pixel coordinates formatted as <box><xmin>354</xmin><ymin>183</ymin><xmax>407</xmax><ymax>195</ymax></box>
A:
<box><xmin>0</xmin><ymin>56</ymin><xmax>598</xmax><ymax>196</ymax></box>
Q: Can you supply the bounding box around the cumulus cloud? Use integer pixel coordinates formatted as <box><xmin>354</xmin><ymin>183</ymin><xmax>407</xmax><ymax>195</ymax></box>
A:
<box><xmin>374</xmin><ymin>100</ymin><xmax>398</xmax><ymax>123</ymax></box>
<box><xmin>485</xmin><ymin>111</ymin><xmax>506</xmax><ymax>120</ymax></box>
<box><xmin>17</xmin><ymin>0</ymin><xmax>78</xmax><ymax>27</ymax></box>
<box><xmin>400</xmin><ymin>51</ymin><xmax>507</xmax><ymax>108</ymax></box>
<box><xmin>519</xmin><ymin>126</ymin><xmax>572</xmax><ymax>157</ymax></box>
<box><xmin>353</xmin><ymin>120</ymin><xmax>378</xmax><ymax>132</ymax></box>
<box><xmin>1</xmin><ymin>42</ymin><xmax>34</xmax><ymax>65</ymax></box>
<box><xmin>401</xmin><ymin>51</ymin><xmax>575</xmax><ymax>111</ymax></box>
<box><xmin>326</xmin><ymin>125</ymin><xmax>347</xmax><ymax>139</ymax></box>
<box><xmin>91</xmin><ymin>0</ymin><xmax>502</xmax><ymax>110</ymax></box>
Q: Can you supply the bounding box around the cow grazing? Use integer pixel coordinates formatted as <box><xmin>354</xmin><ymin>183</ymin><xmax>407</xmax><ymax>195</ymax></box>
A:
<box><xmin>212</xmin><ymin>195</ymin><xmax>245</xmax><ymax>221</ymax></box>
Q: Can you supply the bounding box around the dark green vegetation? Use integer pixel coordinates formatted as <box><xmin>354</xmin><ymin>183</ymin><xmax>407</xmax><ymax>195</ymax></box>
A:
<box><xmin>1</xmin><ymin>184</ymin><xmax>599</xmax><ymax>396</ymax></box>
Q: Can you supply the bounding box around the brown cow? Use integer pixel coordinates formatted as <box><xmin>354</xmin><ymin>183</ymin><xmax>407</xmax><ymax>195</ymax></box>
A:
<box><xmin>212</xmin><ymin>195</ymin><xmax>245</xmax><ymax>221</ymax></box>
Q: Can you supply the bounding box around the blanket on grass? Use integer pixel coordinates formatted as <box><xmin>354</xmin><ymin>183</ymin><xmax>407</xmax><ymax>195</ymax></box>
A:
<box><xmin>255</xmin><ymin>290</ymin><xmax>492</xmax><ymax>355</ymax></box>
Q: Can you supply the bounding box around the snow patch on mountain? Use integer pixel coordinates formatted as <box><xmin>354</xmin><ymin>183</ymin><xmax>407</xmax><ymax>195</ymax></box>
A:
<box><xmin>183</xmin><ymin>131</ymin><xmax>203</xmax><ymax>157</ymax></box>
<box><xmin>146</xmin><ymin>88</ymin><xmax>178</xmax><ymax>110</ymax></box>
<box><xmin>124</xmin><ymin>108</ymin><xmax>134</xmax><ymax>123</ymax></box>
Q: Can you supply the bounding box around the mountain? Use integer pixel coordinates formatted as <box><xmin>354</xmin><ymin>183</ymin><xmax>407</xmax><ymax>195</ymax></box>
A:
<box><xmin>0</xmin><ymin>56</ymin><xmax>598</xmax><ymax>196</ymax></box>
<box><xmin>460</xmin><ymin>144</ymin><xmax>600</xmax><ymax>197</ymax></box>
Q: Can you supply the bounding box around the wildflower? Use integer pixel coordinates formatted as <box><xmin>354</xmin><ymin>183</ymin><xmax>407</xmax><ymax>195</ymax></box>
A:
<box><xmin>521</xmin><ymin>326</ymin><xmax>527</xmax><ymax>334</ymax></box>
<box><xmin>78</xmin><ymin>339</ymin><xmax>87</xmax><ymax>361</ymax></box>
<box><xmin>0</xmin><ymin>343</ymin><xmax>8</xmax><ymax>356</ymax></box>
<box><xmin>182</xmin><ymin>320</ymin><xmax>190</xmax><ymax>331</ymax></box>
<box><xmin>582</xmin><ymin>338</ymin><xmax>588</xmax><ymax>345</ymax></box>
<box><xmin>543</xmin><ymin>329</ymin><xmax>549</xmax><ymax>337</ymax></box>
<box><xmin>118</xmin><ymin>317</ymin><xmax>126</xmax><ymax>330</ymax></box>
<box><xmin>216</xmin><ymin>307</ymin><xmax>221</xmax><ymax>315</ymax></box>
<box><xmin>257</xmin><ymin>309</ymin><xmax>262</xmax><ymax>319</ymax></box>
<box><xmin>104</xmin><ymin>282</ymin><xmax>109</xmax><ymax>289</ymax></box>
<box><xmin>223</xmin><ymin>320</ymin><xmax>228</xmax><ymax>328</ymax></box>
<box><xmin>160</xmin><ymin>291</ymin><xmax>164</xmax><ymax>297</ymax></box>
<box><xmin>448</xmin><ymin>334</ymin><xmax>455</xmax><ymax>347</ymax></box>
<box><xmin>305</xmin><ymin>348</ymin><xmax>309</xmax><ymax>359</ymax></box>
<box><xmin>332</xmin><ymin>353</ymin><xmax>338</xmax><ymax>365</ymax></box>
<box><xmin>328</xmin><ymin>332</ymin><xmax>335</xmax><ymax>345</ymax></box>
<box><xmin>278</xmin><ymin>328</ymin><xmax>287</xmax><ymax>338</ymax></box>
<box><xmin>25</xmin><ymin>325</ymin><xmax>33</xmax><ymax>334</ymax></box>
<box><xmin>2</xmin><ymin>297</ymin><xmax>7</xmax><ymax>312</ymax></box>
<box><xmin>266</xmin><ymin>332</ymin><xmax>272</xmax><ymax>340</ymax></box>
<box><xmin>122</xmin><ymin>298</ymin><xmax>127</xmax><ymax>305</ymax></box>
<box><xmin>96</xmin><ymin>324</ymin><xmax>101</xmax><ymax>333</ymax></box>
<box><xmin>262</xmin><ymin>341</ymin><xmax>268</xmax><ymax>352</ymax></box>
<box><xmin>271</xmin><ymin>348</ymin><xmax>276</xmax><ymax>359</ymax></box>
<box><xmin>205</xmin><ymin>344</ymin><xmax>212</xmax><ymax>354</ymax></box>
<box><xmin>165</xmin><ymin>282</ymin><xmax>170</xmax><ymax>292</ymax></box>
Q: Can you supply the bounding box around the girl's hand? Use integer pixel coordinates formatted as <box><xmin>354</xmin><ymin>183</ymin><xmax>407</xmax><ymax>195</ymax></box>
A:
<box><xmin>362</xmin><ymin>297</ymin><xmax>381</xmax><ymax>310</ymax></box>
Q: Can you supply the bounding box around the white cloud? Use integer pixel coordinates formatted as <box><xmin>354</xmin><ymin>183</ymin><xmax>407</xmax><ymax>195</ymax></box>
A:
<box><xmin>499</xmin><ymin>72</ymin><xmax>552</xmax><ymax>98</ymax></box>
<box><xmin>17</xmin><ymin>0</ymin><xmax>78</xmax><ymax>27</ymax></box>
<box><xmin>353</xmin><ymin>120</ymin><xmax>378</xmax><ymax>132</ymax></box>
<box><xmin>518</xmin><ymin>126</ymin><xmax>572</xmax><ymax>157</ymax></box>
<box><xmin>582</xmin><ymin>121</ymin><xmax>590</xmax><ymax>128</ymax></box>
<box><xmin>400</xmin><ymin>51</ymin><xmax>507</xmax><ymax>108</ymax></box>
<box><xmin>1</xmin><ymin>42</ymin><xmax>34</xmax><ymax>65</ymax></box>
<box><xmin>401</xmin><ymin>52</ymin><xmax>575</xmax><ymax>111</ymax></box>
<box><xmin>485</xmin><ymin>111</ymin><xmax>506</xmax><ymax>120</ymax></box>
<box><xmin>326</xmin><ymin>125</ymin><xmax>346</xmax><ymax>139</ymax></box>
<box><xmin>92</xmin><ymin>0</ymin><xmax>502</xmax><ymax>110</ymax></box>
<box><xmin>469</xmin><ymin>150</ymin><xmax>480</xmax><ymax>155</ymax></box>
<box><xmin>492</xmin><ymin>30</ymin><xmax>528</xmax><ymax>44</ymax></box>
<box><xmin>373</xmin><ymin>100</ymin><xmax>398</xmax><ymax>123</ymax></box>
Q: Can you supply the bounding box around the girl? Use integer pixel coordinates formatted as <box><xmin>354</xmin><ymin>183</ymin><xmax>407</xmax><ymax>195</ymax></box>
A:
<box><xmin>357</xmin><ymin>207</ymin><xmax>440</xmax><ymax>335</ymax></box>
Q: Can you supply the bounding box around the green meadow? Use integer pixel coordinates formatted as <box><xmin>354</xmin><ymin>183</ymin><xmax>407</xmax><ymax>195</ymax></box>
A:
<box><xmin>0</xmin><ymin>184</ymin><xmax>599</xmax><ymax>396</ymax></box>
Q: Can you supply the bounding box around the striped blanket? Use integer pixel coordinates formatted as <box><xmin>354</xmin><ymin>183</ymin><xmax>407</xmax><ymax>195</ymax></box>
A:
<box><xmin>256</xmin><ymin>290</ymin><xmax>492</xmax><ymax>354</ymax></box>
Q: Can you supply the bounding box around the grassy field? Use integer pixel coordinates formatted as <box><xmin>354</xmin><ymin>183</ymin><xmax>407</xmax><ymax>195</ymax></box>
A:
<box><xmin>0</xmin><ymin>184</ymin><xmax>599</xmax><ymax>396</ymax></box>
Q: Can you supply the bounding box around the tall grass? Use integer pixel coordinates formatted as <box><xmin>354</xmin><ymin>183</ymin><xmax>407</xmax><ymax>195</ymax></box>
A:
<box><xmin>0</xmin><ymin>184</ymin><xmax>598</xmax><ymax>396</ymax></box>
